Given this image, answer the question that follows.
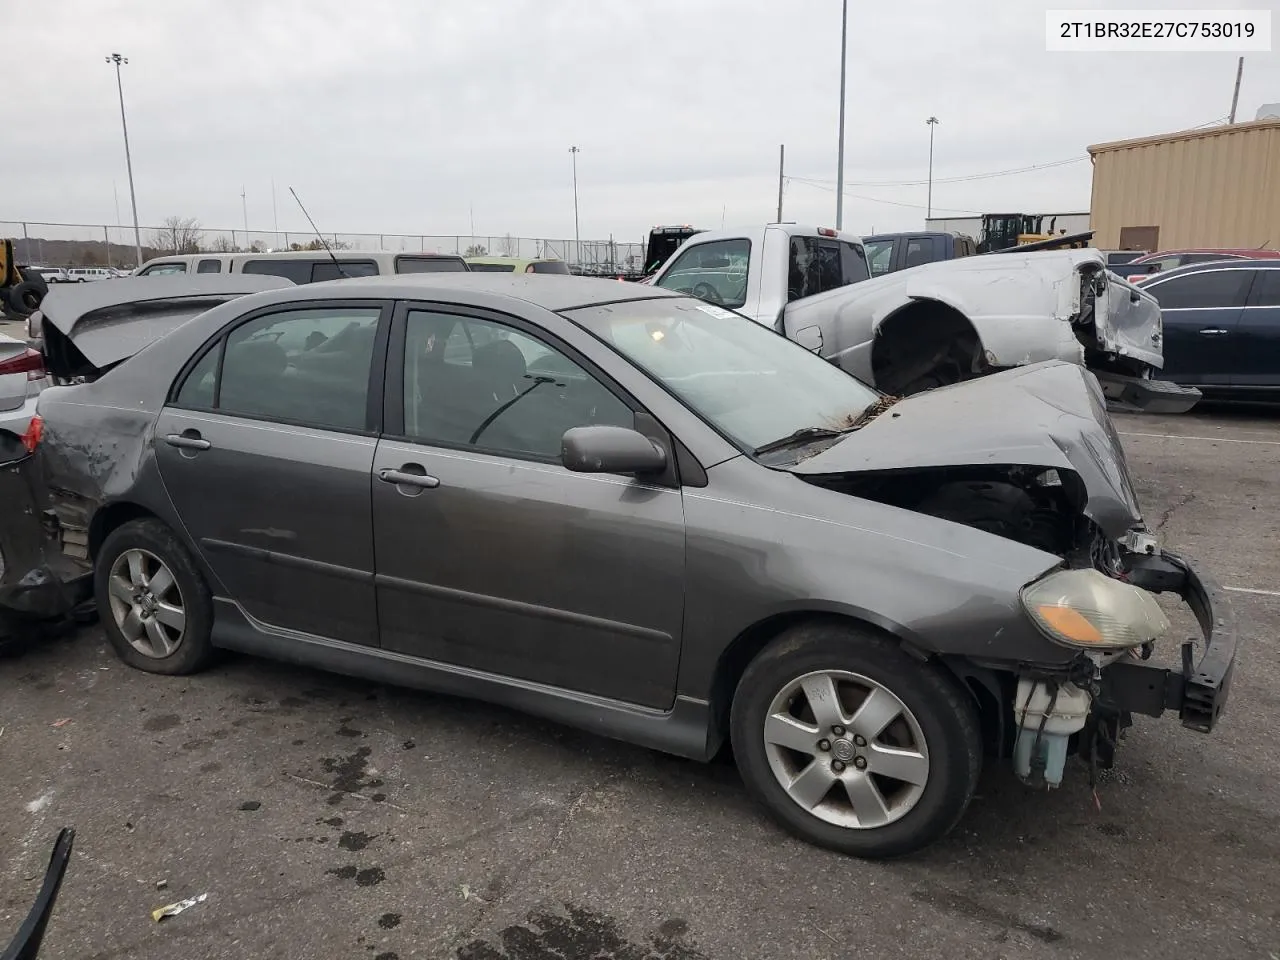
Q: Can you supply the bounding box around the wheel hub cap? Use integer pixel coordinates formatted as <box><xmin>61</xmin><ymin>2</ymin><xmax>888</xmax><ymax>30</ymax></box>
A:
<box><xmin>831</xmin><ymin>738</ymin><xmax>856</xmax><ymax>762</ymax></box>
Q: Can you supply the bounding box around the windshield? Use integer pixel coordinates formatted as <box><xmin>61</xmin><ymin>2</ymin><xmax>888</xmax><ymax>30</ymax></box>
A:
<box><xmin>563</xmin><ymin>297</ymin><xmax>879</xmax><ymax>454</ymax></box>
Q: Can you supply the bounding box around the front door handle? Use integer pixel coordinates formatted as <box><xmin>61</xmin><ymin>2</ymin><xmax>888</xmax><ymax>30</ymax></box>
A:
<box><xmin>1198</xmin><ymin>328</ymin><xmax>1229</xmax><ymax>336</ymax></box>
<box><xmin>165</xmin><ymin>431</ymin><xmax>211</xmax><ymax>451</ymax></box>
<box><xmin>378</xmin><ymin>466</ymin><xmax>440</xmax><ymax>489</ymax></box>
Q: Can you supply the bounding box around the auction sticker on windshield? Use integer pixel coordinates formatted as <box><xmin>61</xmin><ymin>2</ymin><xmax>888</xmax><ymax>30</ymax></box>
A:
<box><xmin>694</xmin><ymin>304</ymin><xmax>738</xmax><ymax>320</ymax></box>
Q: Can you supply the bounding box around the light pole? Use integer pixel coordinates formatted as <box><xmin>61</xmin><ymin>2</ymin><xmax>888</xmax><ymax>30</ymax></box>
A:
<box><xmin>569</xmin><ymin>146</ymin><xmax>581</xmax><ymax>265</ymax></box>
<box><xmin>835</xmin><ymin>0</ymin><xmax>848</xmax><ymax>229</ymax></box>
<box><xmin>926</xmin><ymin>117</ymin><xmax>940</xmax><ymax>220</ymax></box>
<box><xmin>106</xmin><ymin>53</ymin><xmax>143</xmax><ymax>268</ymax></box>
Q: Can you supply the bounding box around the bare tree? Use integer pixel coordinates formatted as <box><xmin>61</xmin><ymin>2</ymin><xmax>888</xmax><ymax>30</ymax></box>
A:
<box><xmin>464</xmin><ymin>244</ymin><xmax>487</xmax><ymax>257</ymax></box>
<box><xmin>149</xmin><ymin>216</ymin><xmax>203</xmax><ymax>255</ymax></box>
<box><xmin>206</xmin><ymin>234</ymin><xmax>240</xmax><ymax>253</ymax></box>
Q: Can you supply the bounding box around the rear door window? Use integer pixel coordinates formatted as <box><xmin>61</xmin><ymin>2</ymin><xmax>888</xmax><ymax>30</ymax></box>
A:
<box><xmin>904</xmin><ymin>237</ymin><xmax>935</xmax><ymax>268</ymax></box>
<box><xmin>197</xmin><ymin>259</ymin><xmax>222</xmax><ymax>274</ymax></box>
<box><xmin>1150</xmin><ymin>269</ymin><xmax>1253</xmax><ymax>309</ymax></box>
<box><xmin>839</xmin><ymin>242</ymin><xmax>869</xmax><ymax>284</ymax></box>
<box><xmin>175</xmin><ymin>307</ymin><xmax>384</xmax><ymax>432</ymax></box>
<box><xmin>788</xmin><ymin>237</ymin><xmax>866</xmax><ymax>301</ymax></box>
<box><xmin>1249</xmin><ymin>270</ymin><xmax>1280</xmax><ymax>307</ymax></box>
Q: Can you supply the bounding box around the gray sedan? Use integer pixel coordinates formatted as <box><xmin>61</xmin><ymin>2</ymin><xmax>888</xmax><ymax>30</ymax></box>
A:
<box><xmin>24</xmin><ymin>274</ymin><xmax>1235</xmax><ymax>857</ymax></box>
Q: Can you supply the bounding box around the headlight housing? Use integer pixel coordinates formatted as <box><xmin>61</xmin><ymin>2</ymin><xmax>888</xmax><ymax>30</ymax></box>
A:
<box><xmin>1021</xmin><ymin>568</ymin><xmax>1169</xmax><ymax>650</ymax></box>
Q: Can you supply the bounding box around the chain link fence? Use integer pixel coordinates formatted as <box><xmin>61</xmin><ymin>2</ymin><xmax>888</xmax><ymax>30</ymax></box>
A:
<box><xmin>2</xmin><ymin>221</ymin><xmax>645</xmax><ymax>275</ymax></box>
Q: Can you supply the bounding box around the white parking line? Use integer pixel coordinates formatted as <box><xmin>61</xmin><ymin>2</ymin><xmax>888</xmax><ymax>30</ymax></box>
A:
<box><xmin>1225</xmin><ymin>586</ymin><xmax>1280</xmax><ymax>597</ymax></box>
<box><xmin>1119</xmin><ymin>431</ymin><xmax>1280</xmax><ymax>447</ymax></box>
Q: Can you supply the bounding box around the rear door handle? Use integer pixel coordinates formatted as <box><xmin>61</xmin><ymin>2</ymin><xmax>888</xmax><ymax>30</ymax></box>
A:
<box><xmin>165</xmin><ymin>432</ymin><xmax>211</xmax><ymax>451</ymax></box>
<box><xmin>378</xmin><ymin>467</ymin><xmax>440</xmax><ymax>489</ymax></box>
<box><xmin>1198</xmin><ymin>328</ymin><xmax>1229</xmax><ymax>336</ymax></box>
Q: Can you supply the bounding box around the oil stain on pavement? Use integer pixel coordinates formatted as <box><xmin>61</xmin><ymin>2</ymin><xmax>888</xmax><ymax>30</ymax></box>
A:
<box><xmin>457</xmin><ymin>904</ymin><xmax>705</xmax><ymax>959</ymax></box>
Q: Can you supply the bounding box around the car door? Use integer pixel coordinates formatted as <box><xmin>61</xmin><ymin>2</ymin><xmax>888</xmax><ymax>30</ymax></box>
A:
<box><xmin>371</xmin><ymin>303</ymin><xmax>686</xmax><ymax>710</ymax></box>
<box><xmin>155</xmin><ymin>300</ymin><xmax>391</xmax><ymax>645</ymax></box>
<box><xmin>1233</xmin><ymin>269</ymin><xmax>1280</xmax><ymax>388</ymax></box>
<box><xmin>1145</xmin><ymin>268</ymin><xmax>1253</xmax><ymax>386</ymax></box>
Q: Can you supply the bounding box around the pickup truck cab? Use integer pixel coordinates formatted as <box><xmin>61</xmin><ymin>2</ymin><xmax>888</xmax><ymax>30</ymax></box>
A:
<box><xmin>649</xmin><ymin>224</ymin><xmax>869</xmax><ymax>327</ymax></box>
<box><xmin>862</xmin><ymin>231</ymin><xmax>977</xmax><ymax>277</ymax></box>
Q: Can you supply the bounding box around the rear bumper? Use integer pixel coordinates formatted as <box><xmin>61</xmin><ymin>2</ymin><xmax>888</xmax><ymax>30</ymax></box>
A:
<box><xmin>1092</xmin><ymin>370</ymin><xmax>1201</xmax><ymax>415</ymax></box>
<box><xmin>0</xmin><ymin>451</ymin><xmax>92</xmax><ymax>628</ymax></box>
<box><xmin>1097</xmin><ymin>551</ymin><xmax>1237</xmax><ymax>733</ymax></box>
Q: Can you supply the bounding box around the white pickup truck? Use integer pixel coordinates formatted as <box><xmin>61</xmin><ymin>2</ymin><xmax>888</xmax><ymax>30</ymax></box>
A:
<box><xmin>650</xmin><ymin>224</ymin><xmax>1198</xmax><ymax>413</ymax></box>
<box><xmin>648</xmin><ymin>223</ymin><xmax>870</xmax><ymax>326</ymax></box>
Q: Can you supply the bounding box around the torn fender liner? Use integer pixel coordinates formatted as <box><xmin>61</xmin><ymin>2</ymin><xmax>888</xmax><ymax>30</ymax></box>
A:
<box><xmin>789</xmin><ymin>360</ymin><xmax>1143</xmax><ymax>538</ymax></box>
<box><xmin>38</xmin><ymin>274</ymin><xmax>293</xmax><ymax>379</ymax></box>
<box><xmin>0</xmin><ymin>452</ymin><xmax>91</xmax><ymax>622</ymax></box>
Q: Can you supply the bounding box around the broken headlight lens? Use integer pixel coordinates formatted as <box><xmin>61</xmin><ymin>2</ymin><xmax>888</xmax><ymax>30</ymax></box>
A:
<box><xmin>1021</xmin><ymin>568</ymin><xmax>1169</xmax><ymax>650</ymax></box>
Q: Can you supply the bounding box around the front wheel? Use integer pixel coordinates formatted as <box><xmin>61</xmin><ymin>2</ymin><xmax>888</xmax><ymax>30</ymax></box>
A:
<box><xmin>730</xmin><ymin>622</ymin><xmax>981</xmax><ymax>858</ymax></box>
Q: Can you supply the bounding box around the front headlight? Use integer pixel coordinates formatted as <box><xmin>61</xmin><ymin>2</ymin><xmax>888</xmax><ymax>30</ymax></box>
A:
<box><xmin>1021</xmin><ymin>568</ymin><xmax>1169</xmax><ymax>650</ymax></box>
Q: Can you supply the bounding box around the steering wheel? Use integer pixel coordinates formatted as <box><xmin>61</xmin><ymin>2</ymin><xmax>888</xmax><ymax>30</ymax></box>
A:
<box><xmin>691</xmin><ymin>282</ymin><xmax>723</xmax><ymax>304</ymax></box>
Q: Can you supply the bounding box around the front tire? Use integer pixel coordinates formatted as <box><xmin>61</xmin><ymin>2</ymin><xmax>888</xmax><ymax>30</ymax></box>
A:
<box><xmin>95</xmin><ymin>518</ymin><xmax>215</xmax><ymax>675</ymax></box>
<box><xmin>730</xmin><ymin>622</ymin><xmax>981</xmax><ymax>858</ymax></box>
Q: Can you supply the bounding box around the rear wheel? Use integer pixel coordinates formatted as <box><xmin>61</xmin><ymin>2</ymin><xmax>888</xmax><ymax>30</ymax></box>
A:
<box><xmin>730</xmin><ymin>622</ymin><xmax>981</xmax><ymax>858</ymax></box>
<box><xmin>95</xmin><ymin>519</ymin><xmax>215</xmax><ymax>675</ymax></box>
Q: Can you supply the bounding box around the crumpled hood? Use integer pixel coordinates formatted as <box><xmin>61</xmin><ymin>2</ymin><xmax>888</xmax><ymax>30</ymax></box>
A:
<box><xmin>790</xmin><ymin>360</ymin><xmax>1143</xmax><ymax>537</ymax></box>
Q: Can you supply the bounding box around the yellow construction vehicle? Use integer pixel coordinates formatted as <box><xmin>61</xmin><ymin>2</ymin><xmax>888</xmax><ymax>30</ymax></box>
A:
<box><xmin>1</xmin><ymin>239</ymin><xmax>48</xmax><ymax>321</ymax></box>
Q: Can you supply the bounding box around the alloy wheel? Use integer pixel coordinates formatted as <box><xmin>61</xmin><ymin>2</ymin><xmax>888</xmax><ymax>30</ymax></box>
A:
<box><xmin>762</xmin><ymin>670</ymin><xmax>930</xmax><ymax>829</ymax></box>
<box><xmin>106</xmin><ymin>548</ymin><xmax>186</xmax><ymax>658</ymax></box>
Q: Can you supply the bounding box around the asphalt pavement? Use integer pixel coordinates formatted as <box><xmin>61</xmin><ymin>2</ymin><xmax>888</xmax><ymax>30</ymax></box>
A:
<box><xmin>2</xmin><ymin>406</ymin><xmax>1278</xmax><ymax>960</ymax></box>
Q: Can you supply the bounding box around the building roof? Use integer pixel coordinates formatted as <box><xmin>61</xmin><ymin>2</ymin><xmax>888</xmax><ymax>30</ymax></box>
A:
<box><xmin>1087</xmin><ymin>118</ymin><xmax>1280</xmax><ymax>156</ymax></box>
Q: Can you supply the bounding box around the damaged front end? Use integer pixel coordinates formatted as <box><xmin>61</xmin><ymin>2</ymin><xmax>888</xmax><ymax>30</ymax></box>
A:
<box><xmin>0</xmin><ymin>428</ymin><xmax>92</xmax><ymax>654</ymax></box>
<box><xmin>788</xmin><ymin>360</ymin><xmax>1237</xmax><ymax>789</ymax></box>
<box><xmin>1073</xmin><ymin>261</ymin><xmax>1201</xmax><ymax>414</ymax></box>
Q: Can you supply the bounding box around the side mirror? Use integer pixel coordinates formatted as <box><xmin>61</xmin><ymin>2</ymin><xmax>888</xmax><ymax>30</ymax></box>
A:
<box><xmin>561</xmin><ymin>425</ymin><xmax>667</xmax><ymax>475</ymax></box>
<box><xmin>792</xmin><ymin>325</ymin><xmax>824</xmax><ymax>353</ymax></box>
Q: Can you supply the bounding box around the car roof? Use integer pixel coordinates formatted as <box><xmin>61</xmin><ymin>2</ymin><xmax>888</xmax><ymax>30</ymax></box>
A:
<box><xmin>252</xmin><ymin>272</ymin><xmax>684</xmax><ymax>312</ymax></box>
<box><xmin>1141</xmin><ymin>258</ymin><xmax>1280</xmax><ymax>282</ymax></box>
<box><xmin>465</xmin><ymin>256</ymin><xmax>561</xmax><ymax>265</ymax></box>
<box><xmin>672</xmin><ymin>224</ymin><xmax>864</xmax><ymax>246</ymax></box>
<box><xmin>1136</xmin><ymin>248</ymin><xmax>1280</xmax><ymax>260</ymax></box>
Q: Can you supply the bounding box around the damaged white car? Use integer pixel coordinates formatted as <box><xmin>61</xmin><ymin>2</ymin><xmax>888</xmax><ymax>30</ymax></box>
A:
<box><xmin>776</xmin><ymin>248</ymin><xmax>1200</xmax><ymax>414</ymax></box>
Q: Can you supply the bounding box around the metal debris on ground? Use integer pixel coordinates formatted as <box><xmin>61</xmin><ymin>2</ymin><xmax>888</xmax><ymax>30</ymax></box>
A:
<box><xmin>151</xmin><ymin>892</ymin><xmax>208</xmax><ymax>922</ymax></box>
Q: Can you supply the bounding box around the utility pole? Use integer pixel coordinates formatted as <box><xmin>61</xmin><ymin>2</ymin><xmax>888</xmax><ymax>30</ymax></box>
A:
<box><xmin>569</xmin><ymin>146</ymin><xmax>581</xmax><ymax>265</ymax></box>
<box><xmin>241</xmin><ymin>186</ymin><xmax>249</xmax><ymax>242</ymax></box>
<box><xmin>926</xmin><ymin>117</ymin><xmax>940</xmax><ymax>219</ymax></box>
<box><xmin>106</xmin><ymin>53</ymin><xmax>143</xmax><ymax>268</ymax></box>
<box><xmin>1229</xmin><ymin>56</ymin><xmax>1244</xmax><ymax>123</ymax></box>
<box><xmin>835</xmin><ymin>0</ymin><xmax>848</xmax><ymax>229</ymax></box>
<box><xmin>271</xmin><ymin>178</ymin><xmax>279</xmax><ymax>247</ymax></box>
<box><xmin>776</xmin><ymin>144</ymin><xmax>785</xmax><ymax>221</ymax></box>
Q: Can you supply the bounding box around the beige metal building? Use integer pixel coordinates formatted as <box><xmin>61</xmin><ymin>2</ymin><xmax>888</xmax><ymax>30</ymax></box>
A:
<box><xmin>1087</xmin><ymin>119</ymin><xmax>1280</xmax><ymax>251</ymax></box>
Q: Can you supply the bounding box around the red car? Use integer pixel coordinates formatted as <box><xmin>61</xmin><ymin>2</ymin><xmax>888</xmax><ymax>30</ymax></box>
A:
<box><xmin>1127</xmin><ymin>248</ymin><xmax>1280</xmax><ymax>283</ymax></box>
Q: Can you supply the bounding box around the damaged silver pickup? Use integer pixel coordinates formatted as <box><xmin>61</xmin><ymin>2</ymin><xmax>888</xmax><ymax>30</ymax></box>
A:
<box><xmin>778</xmin><ymin>248</ymin><xmax>1201</xmax><ymax>413</ymax></box>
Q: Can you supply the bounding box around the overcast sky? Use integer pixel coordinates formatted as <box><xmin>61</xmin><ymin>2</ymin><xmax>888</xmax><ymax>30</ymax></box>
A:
<box><xmin>9</xmin><ymin>0</ymin><xmax>1278</xmax><ymax>247</ymax></box>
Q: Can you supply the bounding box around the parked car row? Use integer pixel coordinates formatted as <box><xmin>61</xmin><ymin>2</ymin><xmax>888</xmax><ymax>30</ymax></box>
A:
<box><xmin>0</xmin><ymin>268</ymin><xmax>1237</xmax><ymax>860</ymax></box>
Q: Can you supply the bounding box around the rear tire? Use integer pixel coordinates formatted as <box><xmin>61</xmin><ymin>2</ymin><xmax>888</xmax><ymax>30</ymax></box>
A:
<box><xmin>95</xmin><ymin>518</ymin><xmax>216</xmax><ymax>675</ymax></box>
<box><xmin>730</xmin><ymin>622</ymin><xmax>981</xmax><ymax>859</ymax></box>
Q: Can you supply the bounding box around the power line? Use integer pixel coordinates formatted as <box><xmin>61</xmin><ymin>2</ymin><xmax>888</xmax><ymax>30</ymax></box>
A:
<box><xmin>795</xmin><ymin>156</ymin><xmax>1087</xmax><ymax>189</ymax></box>
<box><xmin>785</xmin><ymin>177</ymin><xmax>983</xmax><ymax>215</ymax></box>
